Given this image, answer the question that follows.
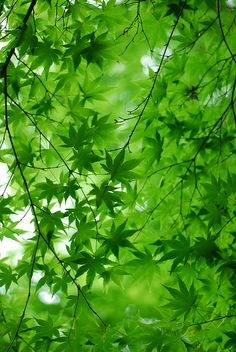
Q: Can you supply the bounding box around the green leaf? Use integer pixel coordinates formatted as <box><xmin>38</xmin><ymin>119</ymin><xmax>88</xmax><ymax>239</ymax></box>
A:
<box><xmin>159</xmin><ymin>234</ymin><xmax>191</xmax><ymax>272</ymax></box>
<box><xmin>102</xmin><ymin>221</ymin><xmax>137</xmax><ymax>258</ymax></box>
<box><xmin>0</xmin><ymin>264</ymin><xmax>18</xmax><ymax>292</ymax></box>
<box><xmin>164</xmin><ymin>279</ymin><xmax>197</xmax><ymax>319</ymax></box>
<box><xmin>0</xmin><ymin>197</ymin><xmax>14</xmax><ymax>223</ymax></box>
<box><xmin>0</xmin><ymin>0</ymin><xmax>236</xmax><ymax>349</ymax></box>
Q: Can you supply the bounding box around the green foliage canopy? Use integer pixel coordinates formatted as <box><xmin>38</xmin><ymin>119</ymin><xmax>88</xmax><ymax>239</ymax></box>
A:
<box><xmin>0</xmin><ymin>0</ymin><xmax>236</xmax><ymax>350</ymax></box>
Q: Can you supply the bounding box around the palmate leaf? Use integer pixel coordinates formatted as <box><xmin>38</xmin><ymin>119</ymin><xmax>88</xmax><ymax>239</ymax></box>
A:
<box><xmin>192</xmin><ymin>236</ymin><xmax>221</xmax><ymax>264</ymax></box>
<box><xmin>143</xmin><ymin>327</ymin><xmax>163</xmax><ymax>352</ymax></box>
<box><xmin>78</xmin><ymin>75</ymin><xmax>111</xmax><ymax>102</ymax></box>
<box><xmin>143</xmin><ymin>129</ymin><xmax>164</xmax><ymax>164</ymax></box>
<box><xmin>102</xmin><ymin>220</ymin><xmax>137</xmax><ymax>259</ymax></box>
<box><xmin>101</xmin><ymin>265</ymin><xmax>130</xmax><ymax>288</ymax></box>
<box><xmin>163</xmin><ymin>278</ymin><xmax>197</xmax><ymax>319</ymax></box>
<box><xmin>159</xmin><ymin>234</ymin><xmax>191</xmax><ymax>272</ymax></box>
<box><xmin>71</xmin><ymin>34</ymin><xmax>91</xmax><ymax>70</ymax></box>
<box><xmin>37</xmin><ymin>177</ymin><xmax>63</xmax><ymax>204</ymax></box>
<box><xmin>0</xmin><ymin>264</ymin><xmax>18</xmax><ymax>292</ymax></box>
<box><xmin>102</xmin><ymin>150</ymin><xmax>140</xmax><ymax>182</ymax></box>
<box><xmin>72</xmin><ymin>251</ymin><xmax>111</xmax><ymax>287</ymax></box>
<box><xmin>67</xmin><ymin>216</ymin><xmax>95</xmax><ymax>251</ymax></box>
<box><xmin>127</xmin><ymin>247</ymin><xmax>158</xmax><ymax>285</ymax></box>
<box><xmin>35</xmin><ymin>267</ymin><xmax>57</xmax><ymax>292</ymax></box>
<box><xmin>1</xmin><ymin>0</ymin><xmax>236</xmax><ymax>349</ymax></box>
<box><xmin>37</xmin><ymin>176</ymin><xmax>79</xmax><ymax>204</ymax></box>
<box><xmin>59</xmin><ymin>122</ymin><xmax>93</xmax><ymax>149</ymax></box>
<box><xmin>0</xmin><ymin>197</ymin><xmax>14</xmax><ymax>223</ymax></box>
<box><xmin>224</xmin><ymin>331</ymin><xmax>236</xmax><ymax>349</ymax></box>
<box><xmin>65</xmin><ymin>199</ymin><xmax>90</xmax><ymax>224</ymax></box>
<box><xmin>90</xmin><ymin>181</ymin><xmax>124</xmax><ymax>212</ymax></box>
<box><xmin>165</xmin><ymin>2</ymin><xmax>193</xmax><ymax>18</ymax></box>
<box><xmin>39</xmin><ymin>209</ymin><xmax>65</xmax><ymax>240</ymax></box>
<box><xmin>31</xmin><ymin>41</ymin><xmax>61</xmax><ymax>76</ymax></box>
<box><xmin>91</xmin><ymin>114</ymin><xmax>115</xmax><ymax>147</ymax></box>
<box><xmin>82</xmin><ymin>32</ymin><xmax>113</xmax><ymax>68</ymax></box>
<box><xmin>71</xmin><ymin>147</ymin><xmax>103</xmax><ymax>173</ymax></box>
<box><xmin>31</xmin><ymin>316</ymin><xmax>61</xmax><ymax>342</ymax></box>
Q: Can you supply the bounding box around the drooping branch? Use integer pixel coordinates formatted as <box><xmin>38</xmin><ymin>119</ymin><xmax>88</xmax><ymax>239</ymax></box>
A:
<box><xmin>123</xmin><ymin>1</ymin><xmax>187</xmax><ymax>149</ymax></box>
<box><xmin>7</xmin><ymin>94</ymin><xmax>100</xmax><ymax>241</ymax></box>
<box><xmin>4</xmin><ymin>66</ymin><xmax>41</xmax><ymax>352</ymax></box>
<box><xmin>0</xmin><ymin>0</ymin><xmax>37</xmax><ymax>77</ymax></box>
<box><xmin>217</xmin><ymin>0</ymin><xmax>236</xmax><ymax>64</ymax></box>
<box><xmin>1</xmin><ymin>1</ymin><xmax>106</xmax><ymax>349</ymax></box>
<box><xmin>188</xmin><ymin>314</ymin><xmax>236</xmax><ymax>327</ymax></box>
<box><xmin>4</xmin><ymin>77</ymin><xmax>106</xmax><ymax>351</ymax></box>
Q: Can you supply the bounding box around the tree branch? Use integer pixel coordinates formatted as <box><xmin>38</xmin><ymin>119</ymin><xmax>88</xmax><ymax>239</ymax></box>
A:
<box><xmin>0</xmin><ymin>0</ymin><xmax>37</xmax><ymax>77</ymax></box>
<box><xmin>123</xmin><ymin>0</ymin><xmax>187</xmax><ymax>148</ymax></box>
<box><xmin>189</xmin><ymin>314</ymin><xmax>236</xmax><ymax>327</ymax></box>
<box><xmin>217</xmin><ymin>0</ymin><xmax>236</xmax><ymax>64</ymax></box>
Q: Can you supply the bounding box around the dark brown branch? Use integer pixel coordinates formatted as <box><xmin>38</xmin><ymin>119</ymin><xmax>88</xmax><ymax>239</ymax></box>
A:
<box><xmin>123</xmin><ymin>0</ymin><xmax>187</xmax><ymax>149</ymax></box>
<box><xmin>5</xmin><ymin>97</ymin><xmax>106</xmax><ymax>329</ymax></box>
<box><xmin>189</xmin><ymin>314</ymin><xmax>236</xmax><ymax>327</ymax></box>
<box><xmin>7</xmin><ymin>94</ymin><xmax>100</xmax><ymax>241</ymax></box>
<box><xmin>0</xmin><ymin>0</ymin><xmax>37</xmax><ymax>77</ymax></box>
<box><xmin>137</xmin><ymin>101</ymin><xmax>231</xmax><ymax>235</ymax></box>
<box><xmin>230</xmin><ymin>75</ymin><xmax>236</xmax><ymax>123</ymax></box>
<box><xmin>217</xmin><ymin>0</ymin><xmax>236</xmax><ymax>64</ymax></box>
<box><xmin>2</xmin><ymin>1</ymin><xmax>106</xmax><ymax>347</ymax></box>
<box><xmin>4</xmin><ymin>69</ymin><xmax>40</xmax><ymax>352</ymax></box>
